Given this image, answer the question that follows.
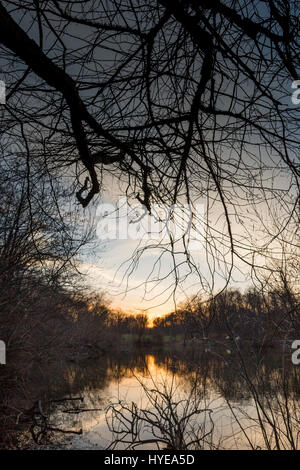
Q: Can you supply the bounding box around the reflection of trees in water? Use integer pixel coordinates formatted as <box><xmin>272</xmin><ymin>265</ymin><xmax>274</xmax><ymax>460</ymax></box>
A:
<box><xmin>2</xmin><ymin>348</ymin><xmax>300</xmax><ymax>448</ymax></box>
<box><xmin>105</xmin><ymin>353</ymin><xmax>150</xmax><ymax>381</ymax></box>
<box><xmin>149</xmin><ymin>349</ymin><xmax>295</xmax><ymax>404</ymax></box>
<box><xmin>99</xmin><ymin>349</ymin><xmax>300</xmax><ymax>407</ymax></box>
<box><xmin>106</xmin><ymin>351</ymin><xmax>300</xmax><ymax>450</ymax></box>
<box><xmin>0</xmin><ymin>351</ymin><xmax>165</xmax><ymax>447</ymax></box>
<box><xmin>106</xmin><ymin>373</ymin><xmax>215</xmax><ymax>450</ymax></box>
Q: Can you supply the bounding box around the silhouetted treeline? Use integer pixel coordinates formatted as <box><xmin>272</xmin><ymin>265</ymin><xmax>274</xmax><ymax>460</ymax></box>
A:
<box><xmin>0</xmin><ymin>155</ymin><xmax>150</xmax><ymax>371</ymax></box>
<box><xmin>152</xmin><ymin>286</ymin><xmax>299</xmax><ymax>344</ymax></box>
<box><xmin>0</xmin><ymin>274</ymin><xmax>150</xmax><ymax>365</ymax></box>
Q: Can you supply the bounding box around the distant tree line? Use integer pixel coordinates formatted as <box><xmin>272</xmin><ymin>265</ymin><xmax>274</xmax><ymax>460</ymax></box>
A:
<box><xmin>152</xmin><ymin>285</ymin><xmax>299</xmax><ymax>345</ymax></box>
<box><xmin>0</xmin><ymin>151</ymin><xmax>150</xmax><ymax>369</ymax></box>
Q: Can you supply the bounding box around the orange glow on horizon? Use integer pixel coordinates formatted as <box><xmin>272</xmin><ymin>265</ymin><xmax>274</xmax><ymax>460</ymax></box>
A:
<box><xmin>109</xmin><ymin>297</ymin><xmax>174</xmax><ymax>319</ymax></box>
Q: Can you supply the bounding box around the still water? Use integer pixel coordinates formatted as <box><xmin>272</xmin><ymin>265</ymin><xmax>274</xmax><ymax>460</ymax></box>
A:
<box><xmin>45</xmin><ymin>349</ymin><xmax>300</xmax><ymax>450</ymax></box>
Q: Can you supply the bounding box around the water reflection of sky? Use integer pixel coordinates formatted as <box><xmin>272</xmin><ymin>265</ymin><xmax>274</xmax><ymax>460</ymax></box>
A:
<box><xmin>50</xmin><ymin>353</ymin><xmax>294</xmax><ymax>450</ymax></box>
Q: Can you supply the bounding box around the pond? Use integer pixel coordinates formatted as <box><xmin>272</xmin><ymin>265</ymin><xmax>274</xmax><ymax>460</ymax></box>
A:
<box><xmin>41</xmin><ymin>348</ymin><xmax>300</xmax><ymax>450</ymax></box>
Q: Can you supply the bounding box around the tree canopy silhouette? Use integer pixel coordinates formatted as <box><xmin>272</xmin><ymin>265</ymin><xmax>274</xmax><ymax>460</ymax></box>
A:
<box><xmin>0</xmin><ymin>0</ymin><xmax>299</xmax><ymax>295</ymax></box>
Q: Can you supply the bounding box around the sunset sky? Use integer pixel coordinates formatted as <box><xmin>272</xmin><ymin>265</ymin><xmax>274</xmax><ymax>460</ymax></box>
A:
<box><xmin>80</xmin><ymin>189</ymin><xmax>252</xmax><ymax>320</ymax></box>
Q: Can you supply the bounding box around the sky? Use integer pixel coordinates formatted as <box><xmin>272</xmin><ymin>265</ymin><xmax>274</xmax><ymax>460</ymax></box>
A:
<box><xmin>79</xmin><ymin>186</ymin><xmax>253</xmax><ymax>320</ymax></box>
<box><xmin>3</xmin><ymin>1</ymin><xmax>297</xmax><ymax>320</ymax></box>
<box><xmin>77</xmin><ymin>162</ymin><xmax>297</xmax><ymax>320</ymax></box>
